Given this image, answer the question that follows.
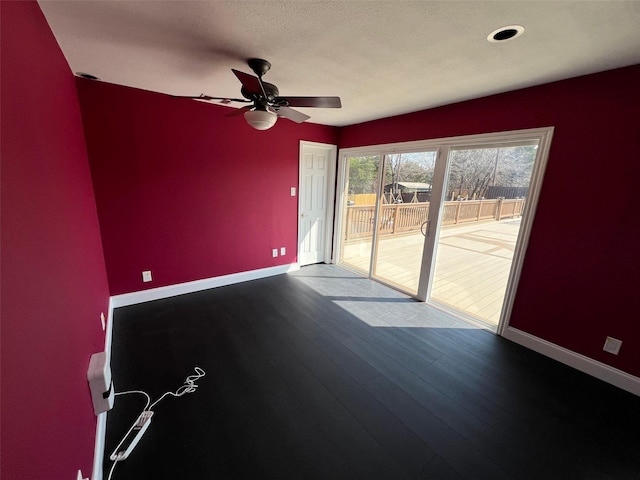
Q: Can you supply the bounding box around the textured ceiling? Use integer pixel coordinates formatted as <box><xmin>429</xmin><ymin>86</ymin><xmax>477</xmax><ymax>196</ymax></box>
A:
<box><xmin>39</xmin><ymin>1</ymin><xmax>640</xmax><ymax>127</ymax></box>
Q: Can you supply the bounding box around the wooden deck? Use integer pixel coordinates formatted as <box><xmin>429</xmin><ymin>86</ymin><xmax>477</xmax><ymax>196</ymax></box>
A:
<box><xmin>340</xmin><ymin>219</ymin><xmax>522</xmax><ymax>327</ymax></box>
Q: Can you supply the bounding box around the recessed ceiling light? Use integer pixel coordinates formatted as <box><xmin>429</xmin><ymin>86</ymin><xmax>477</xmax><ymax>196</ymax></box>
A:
<box><xmin>487</xmin><ymin>25</ymin><xmax>525</xmax><ymax>43</ymax></box>
<box><xmin>76</xmin><ymin>72</ymin><xmax>100</xmax><ymax>80</ymax></box>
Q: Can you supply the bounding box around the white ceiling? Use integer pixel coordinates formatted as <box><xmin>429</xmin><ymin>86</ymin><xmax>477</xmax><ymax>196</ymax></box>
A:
<box><xmin>39</xmin><ymin>1</ymin><xmax>640</xmax><ymax>127</ymax></box>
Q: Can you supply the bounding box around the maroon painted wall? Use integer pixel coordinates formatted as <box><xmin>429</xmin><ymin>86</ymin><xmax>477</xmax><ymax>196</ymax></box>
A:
<box><xmin>1</xmin><ymin>2</ymin><xmax>110</xmax><ymax>479</ymax></box>
<box><xmin>339</xmin><ymin>65</ymin><xmax>640</xmax><ymax>378</ymax></box>
<box><xmin>76</xmin><ymin>80</ymin><xmax>338</xmax><ymax>295</ymax></box>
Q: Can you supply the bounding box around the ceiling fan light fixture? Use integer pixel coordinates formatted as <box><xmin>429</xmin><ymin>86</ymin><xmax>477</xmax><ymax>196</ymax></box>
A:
<box><xmin>244</xmin><ymin>109</ymin><xmax>277</xmax><ymax>130</ymax></box>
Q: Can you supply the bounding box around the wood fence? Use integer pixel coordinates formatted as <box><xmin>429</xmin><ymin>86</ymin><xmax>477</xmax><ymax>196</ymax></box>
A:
<box><xmin>347</xmin><ymin>193</ymin><xmax>377</xmax><ymax>206</ymax></box>
<box><xmin>344</xmin><ymin>199</ymin><xmax>525</xmax><ymax>240</ymax></box>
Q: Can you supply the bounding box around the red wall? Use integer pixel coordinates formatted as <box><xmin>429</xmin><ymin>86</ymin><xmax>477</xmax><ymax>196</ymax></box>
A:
<box><xmin>77</xmin><ymin>80</ymin><xmax>338</xmax><ymax>295</ymax></box>
<box><xmin>1</xmin><ymin>2</ymin><xmax>110</xmax><ymax>479</ymax></box>
<box><xmin>340</xmin><ymin>65</ymin><xmax>640</xmax><ymax>378</ymax></box>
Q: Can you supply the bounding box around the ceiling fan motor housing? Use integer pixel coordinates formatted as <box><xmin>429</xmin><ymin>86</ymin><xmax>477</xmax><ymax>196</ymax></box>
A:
<box><xmin>241</xmin><ymin>82</ymin><xmax>279</xmax><ymax>102</ymax></box>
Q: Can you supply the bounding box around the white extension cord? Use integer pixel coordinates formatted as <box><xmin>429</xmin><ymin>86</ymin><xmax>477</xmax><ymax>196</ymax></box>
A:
<box><xmin>106</xmin><ymin>367</ymin><xmax>205</xmax><ymax>480</ymax></box>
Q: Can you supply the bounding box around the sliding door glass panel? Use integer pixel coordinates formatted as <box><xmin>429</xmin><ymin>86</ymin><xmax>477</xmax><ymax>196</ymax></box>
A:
<box><xmin>372</xmin><ymin>151</ymin><xmax>437</xmax><ymax>295</ymax></box>
<box><xmin>340</xmin><ymin>155</ymin><xmax>382</xmax><ymax>274</ymax></box>
<box><xmin>429</xmin><ymin>143</ymin><xmax>538</xmax><ymax>325</ymax></box>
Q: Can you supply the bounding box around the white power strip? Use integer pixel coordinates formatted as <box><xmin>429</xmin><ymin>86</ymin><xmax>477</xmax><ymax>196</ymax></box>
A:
<box><xmin>110</xmin><ymin>411</ymin><xmax>154</xmax><ymax>461</ymax></box>
<box><xmin>106</xmin><ymin>368</ymin><xmax>205</xmax><ymax>480</ymax></box>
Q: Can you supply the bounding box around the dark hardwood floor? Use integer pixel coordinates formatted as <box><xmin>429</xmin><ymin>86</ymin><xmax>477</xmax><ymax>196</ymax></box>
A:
<box><xmin>104</xmin><ymin>264</ymin><xmax>640</xmax><ymax>479</ymax></box>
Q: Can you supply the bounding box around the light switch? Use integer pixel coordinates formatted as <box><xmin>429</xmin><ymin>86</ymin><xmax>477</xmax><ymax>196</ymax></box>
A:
<box><xmin>290</xmin><ymin>187</ymin><xmax>296</xmax><ymax>196</ymax></box>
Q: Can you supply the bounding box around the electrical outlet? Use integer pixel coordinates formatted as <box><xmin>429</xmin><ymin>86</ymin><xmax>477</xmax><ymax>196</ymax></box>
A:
<box><xmin>272</xmin><ymin>249</ymin><xmax>278</xmax><ymax>258</ymax></box>
<box><xmin>603</xmin><ymin>336</ymin><xmax>622</xmax><ymax>355</ymax></box>
<box><xmin>280</xmin><ymin>247</ymin><xmax>286</xmax><ymax>256</ymax></box>
<box><xmin>142</xmin><ymin>270</ymin><xmax>152</xmax><ymax>282</ymax></box>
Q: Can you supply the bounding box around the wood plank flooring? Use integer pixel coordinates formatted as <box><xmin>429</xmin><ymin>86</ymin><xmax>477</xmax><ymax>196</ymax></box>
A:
<box><xmin>105</xmin><ymin>264</ymin><xmax>640</xmax><ymax>479</ymax></box>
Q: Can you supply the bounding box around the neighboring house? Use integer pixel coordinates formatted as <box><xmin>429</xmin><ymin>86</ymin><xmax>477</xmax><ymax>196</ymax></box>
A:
<box><xmin>384</xmin><ymin>181</ymin><xmax>433</xmax><ymax>193</ymax></box>
<box><xmin>384</xmin><ymin>182</ymin><xmax>432</xmax><ymax>203</ymax></box>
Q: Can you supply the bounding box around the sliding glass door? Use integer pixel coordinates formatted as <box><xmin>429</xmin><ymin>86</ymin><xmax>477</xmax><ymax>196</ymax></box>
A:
<box><xmin>426</xmin><ymin>143</ymin><xmax>539</xmax><ymax>326</ymax></box>
<box><xmin>372</xmin><ymin>151</ymin><xmax>437</xmax><ymax>295</ymax></box>
<box><xmin>339</xmin><ymin>155</ymin><xmax>382</xmax><ymax>274</ymax></box>
<box><xmin>336</xmin><ymin>128</ymin><xmax>553</xmax><ymax>331</ymax></box>
<box><xmin>339</xmin><ymin>151</ymin><xmax>436</xmax><ymax>295</ymax></box>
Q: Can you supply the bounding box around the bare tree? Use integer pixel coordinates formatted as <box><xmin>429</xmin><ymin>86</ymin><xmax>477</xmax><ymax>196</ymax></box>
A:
<box><xmin>447</xmin><ymin>145</ymin><xmax>537</xmax><ymax>199</ymax></box>
<box><xmin>397</xmin><ymin>160</ymin><xmax>433</xmax><ymax>184</ymax></box>
<box><xmin>385</xmin><ymin>154</ymin><xmax>403</xmax><ymax>196</ymax></box>
<box><xmin>494</xmin><ymin>145</ymin><xmax>537</xmax><ymax>187</ymax></box>
<box><xmin>448</xmin><ymin>148</ymin><xmax>497</xmax><ymax>199</ymax></box>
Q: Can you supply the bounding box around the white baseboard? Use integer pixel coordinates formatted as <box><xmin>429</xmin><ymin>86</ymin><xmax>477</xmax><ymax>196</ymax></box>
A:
<box><xmin>503</xmin><ymin>326</ymin><xmax>640</xmax><ymax>397</ymax></box>
<box><xmin>110</xmin><ymin>263</ymin><xmax>300</xmax><ymax>308</ymax></box>
<box><xmin>92</xmin><ymin>412</ymin><xmax>107</xmax><ymax>480</ymax></box>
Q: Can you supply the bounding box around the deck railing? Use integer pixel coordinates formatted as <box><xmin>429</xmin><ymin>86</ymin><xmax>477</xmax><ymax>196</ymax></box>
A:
<box><xmin>344</xmin><ymin>199</ymin><xmax>525</xmax><ymax>240</ymax></box>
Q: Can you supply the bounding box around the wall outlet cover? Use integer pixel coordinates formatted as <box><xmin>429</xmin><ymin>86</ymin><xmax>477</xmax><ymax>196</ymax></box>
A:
<box><xmin>142</xmin><ymin>270</ymin><xmax>152</xmax><ymax>282</ymax></box>
<box><xmin>272</xmin><ymin>249</ymin><xmax>278</xmax><ymax>258</ymax></box>
<box><xmin>603</xmin><ymin>336</ymin><xmax>622</xmax><ymax>355</ymax></box>
<box><xmin>280</xmin><ymin>247</ymin><xmax>286</xmax><ymax>256</ymax></box>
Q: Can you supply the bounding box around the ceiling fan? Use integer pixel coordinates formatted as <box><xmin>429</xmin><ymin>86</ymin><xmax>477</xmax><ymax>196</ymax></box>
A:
<box><xmin>177</xmin><ymin>58</ymin><xmax>342</xmax><ymax>130</ymax></box>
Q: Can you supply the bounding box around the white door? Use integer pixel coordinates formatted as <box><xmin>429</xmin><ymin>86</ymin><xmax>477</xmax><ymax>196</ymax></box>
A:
<box><xmin>298</xmin><ymin>142</ymin><xmax>336</xmax><ymax>266</ymax></box>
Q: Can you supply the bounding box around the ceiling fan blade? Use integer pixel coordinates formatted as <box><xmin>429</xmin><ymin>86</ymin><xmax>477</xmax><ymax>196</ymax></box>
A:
<box><xmin>275</xmin><ymin>106</ymin><xmax>311</xmax><ymax>124</ymax></box>
<box><xmin>225</xmin><ymin>105</ymin><xmax>253</xmax><ymax>117</ymax></box>
<box><xmin>200</xmin><ymin>94</ymin><xmax>251</xmax><ymax>104</ymax></box>
<box><xmin>276</xmin><ymin>96</ymin><xmax>342</xmax><ymax>108</ymax></box>
<box><xmin>171</xmin><ymin>94</ymin><xmax>251</xmax><ymax>104</ymax></box>
<box><xmin>232</xmin><ymin>69</ymin><xmax>266</xmax><ymax>97</ymax></box>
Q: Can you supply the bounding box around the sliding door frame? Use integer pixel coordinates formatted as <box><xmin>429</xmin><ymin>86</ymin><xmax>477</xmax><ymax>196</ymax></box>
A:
<box><xmin>333</xmin><ymin>127</ymin><xmax>554</xmax><ymax>334</ymax></box>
